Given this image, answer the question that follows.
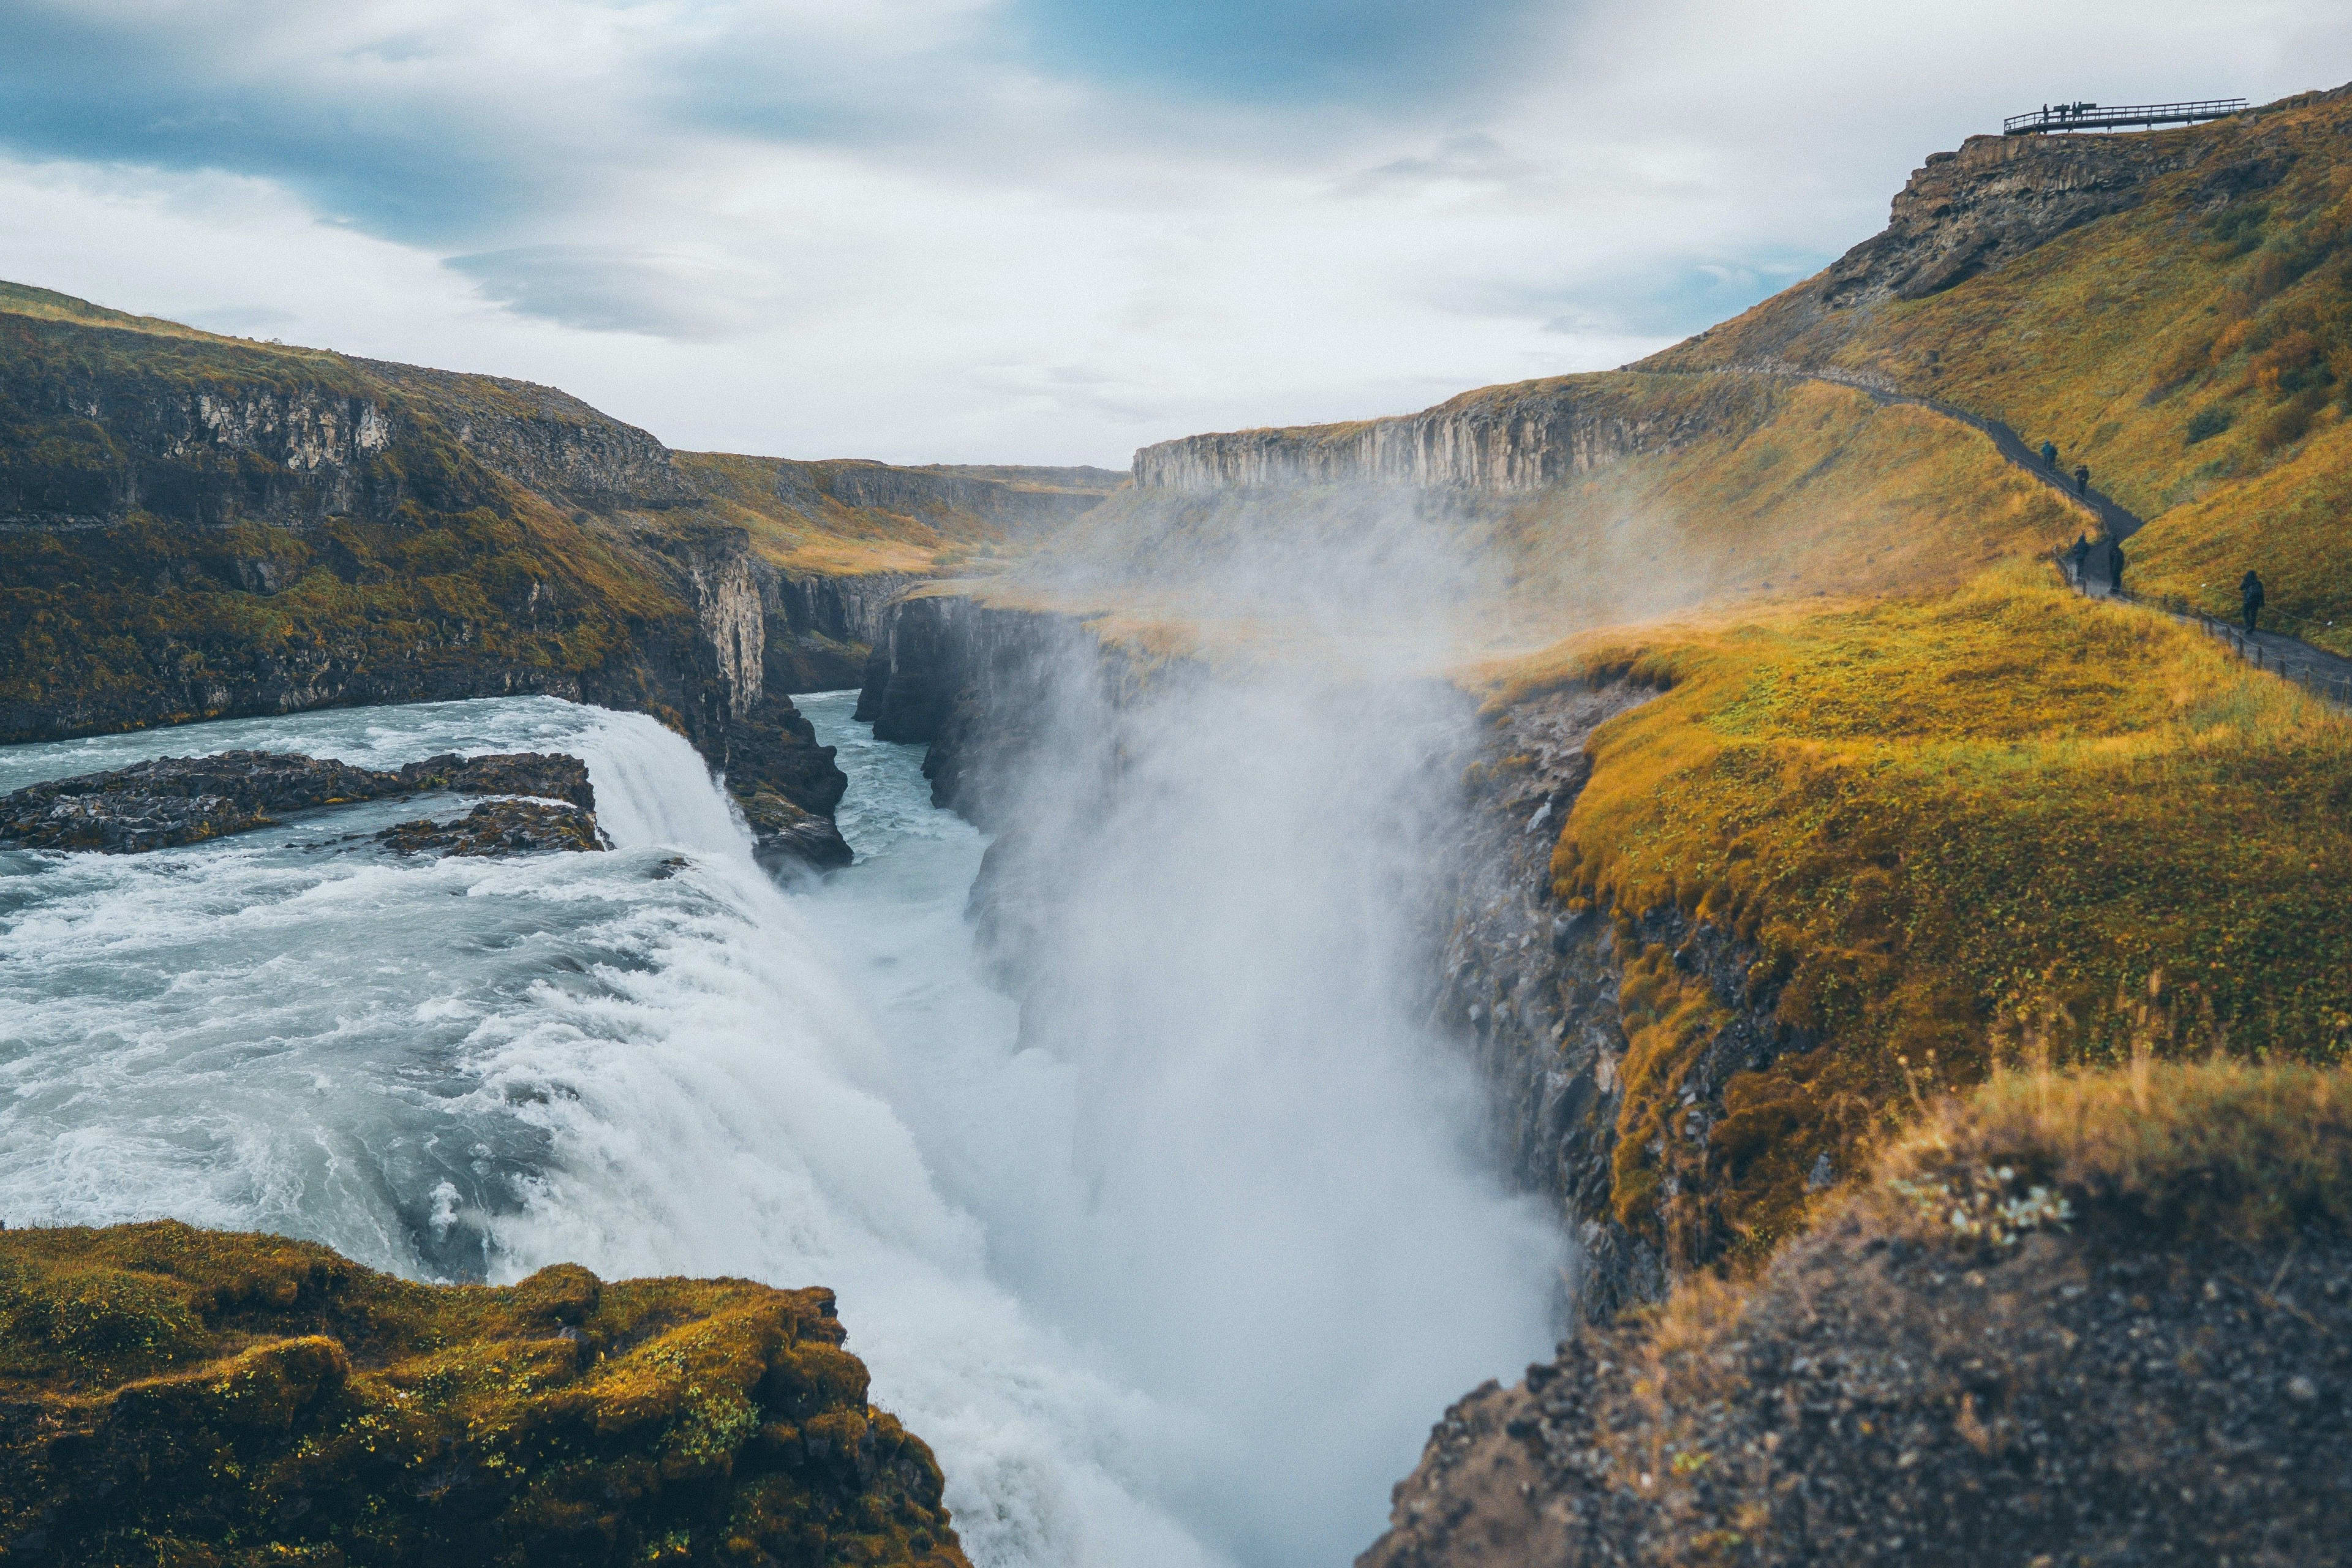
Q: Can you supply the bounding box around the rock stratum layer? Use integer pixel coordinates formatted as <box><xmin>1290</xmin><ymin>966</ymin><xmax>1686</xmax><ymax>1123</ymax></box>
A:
<box><xmin>1128</xmin><ymin>377</ymin><xmax>1723</xmax><ymax>494</ymax></box>
<box><xmin>0</xmin><ymin>1221</ymin><xmax>968</xmax><ymax>1567</ymax></box>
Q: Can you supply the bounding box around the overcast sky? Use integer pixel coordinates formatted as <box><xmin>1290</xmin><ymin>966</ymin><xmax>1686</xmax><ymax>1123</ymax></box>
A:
<box><xmin>1</xmin><ymin>2</ymin><xmax>2346</xmax><ymax>466</ymax></box>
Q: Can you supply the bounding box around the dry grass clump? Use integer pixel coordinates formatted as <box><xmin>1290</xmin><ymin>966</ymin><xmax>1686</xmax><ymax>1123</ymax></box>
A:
<box><xmin>0</xmin><ymin>1221</ymin><xmax>968</xmax><ymax>1566</ymax></box>
<box><xmin>1364</xmin><ymin>1058</ymin><xmax>2352</xmax><ymax>1568</ymax></box>
<box><xmin>1881</xmin><ymin>1057</ymin><xmax>2352</xmax><ymax>1248</ymax></box>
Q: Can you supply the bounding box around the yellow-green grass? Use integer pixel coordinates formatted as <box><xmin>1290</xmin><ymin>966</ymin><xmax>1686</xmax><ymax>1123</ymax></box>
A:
<box><xmin>671</xmin><ymin>451</ymin><xmax>1090</xmax><ymax>579</ymax></box>
<box><xmin>1665</xmin><ymin>89</ymin><xmax>2352</xmax><ymax>648</ymax></box>
<box><xmin>0</xmin><ymin>1221</ymin><xmax>967</xmax><ymax>1566</ymax></box>
<box><xmin>672</xmin><ymin>452</ymin><xmax>976</xmax><ymax>576</ymax></box>
<box><xmin>1494</xmin><ymin>563</ymin><xmax>2352</xmax><ymax>1267</ymax></box>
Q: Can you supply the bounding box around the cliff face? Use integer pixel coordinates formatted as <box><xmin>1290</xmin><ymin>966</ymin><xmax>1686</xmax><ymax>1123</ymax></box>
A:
<box><xmin>0</xmin><ymin>1221</ymin><xmax>970</xmax><ymax>1567</ymax></box>
<box><xmin>760</xmin><ymin>568</ymin><xmax>924</xmax><ymax>693</ymax></box>
<box><xmin>1359</xmin><ymin>1063</ymin><xmax>2352</xmax><ymax>1568</ymax></box>
<box><xmin>0</xmin><ymin>284</ymin><xmax>857</xmax><ymax>864</ymax></box>
<box><xmin>1129</xmin><ymin>379</ymin><xmax>1702</xmax><ymax>493</ymax></box>
<box><xmin>359</xmin><ymin>360</ymin><xmax>700</xmax><ymax>513</ymax></box>
<box><xmin>663</xmin><ymin>525</ymin><xmax>766</xmax><ymax>721</ymax></box>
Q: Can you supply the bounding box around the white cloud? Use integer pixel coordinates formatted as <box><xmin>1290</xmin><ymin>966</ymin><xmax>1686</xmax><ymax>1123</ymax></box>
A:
<box><xmin>0</xmin><ymin>0</ymin><xmax>2345</xmax><ymax>464</ymax></box>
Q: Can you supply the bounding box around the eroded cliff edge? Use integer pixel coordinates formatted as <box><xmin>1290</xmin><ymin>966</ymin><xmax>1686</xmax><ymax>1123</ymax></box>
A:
<box><xmin>0</xmin><ymin>1220</ymin><xmax>971</xmax><ymax>1567</ymax></box>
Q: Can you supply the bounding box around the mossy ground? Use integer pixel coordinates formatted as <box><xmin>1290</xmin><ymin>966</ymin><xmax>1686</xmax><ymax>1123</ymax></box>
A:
<box><xmin>1491</xmin><ymin>563</ymin><xmax>2352</xmax><ymax>1268</ymax></box>
<box><xmin>0</xmin><ymin>1222</ymin><xmax>967</xmax><ymax>1567</ymax></box>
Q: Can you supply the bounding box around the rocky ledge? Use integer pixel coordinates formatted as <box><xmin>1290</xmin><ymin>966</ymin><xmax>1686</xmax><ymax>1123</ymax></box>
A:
<box><xmin>377</xmin><ymin>799</ymin><xmax>606</xmax><ymax>856</ymax></box>
<box><xmin>1362</xmin><ymin>1065</ymin><xmax>2352</xmax><ymax>1567</ymax></box>
<box><xmin>0</xmin><ymin>750</ymin><xmax>597</xmax><ymax>854</ymax></box>
<box><xmin>0</xmin><ymin>1220</ymin><xmax>969</xmax><ymax>1566</ymax></box>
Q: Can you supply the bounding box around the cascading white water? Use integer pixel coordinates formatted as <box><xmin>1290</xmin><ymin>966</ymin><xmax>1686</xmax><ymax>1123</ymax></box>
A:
<box><xmin>0</xmin><ymin>689</ymin><xmax>1557</xmax><ymax>1568</ymax></box>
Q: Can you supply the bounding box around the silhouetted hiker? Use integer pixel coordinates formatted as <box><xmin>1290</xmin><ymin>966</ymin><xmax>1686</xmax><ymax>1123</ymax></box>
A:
<box><xmin>2042</xmin><ymin>440</ymin><xmax>2059</xmax><ymax>468</ymax></box>
<box><xmin>2109</xmin><ymin>538</ymin><xmax>2127</xmax><ymax>595</ymax></box>
<box><xmin>2075</xmin><ymin>463</ymin><xmax>2091</xmax><ymax>497</ymax></box>
<box><xmin>2242</xmin><ymin>569</ymin><xmax>2265</xmax><ymax>632</ymax></box>
<box><xmin>2068</xmin><ymin>534</ymin><xmax>2090</xmax><ymax>582</ymax></box>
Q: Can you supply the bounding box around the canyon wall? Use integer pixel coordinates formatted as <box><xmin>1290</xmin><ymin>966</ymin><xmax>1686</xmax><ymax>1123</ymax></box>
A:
<box><xmin>0</xmin><ymin>296</ymin><xmax>852</xmax><ymax>864</ymax></box>
<box><xmin>1129</xmin><ymin>379</ymin><xmax>1695</xmax><ymax>494</ymax></box>
<box><xmin>358</xmin><ymin>360</ymin><xmax>700</xmax><ymax>513</ymax></box>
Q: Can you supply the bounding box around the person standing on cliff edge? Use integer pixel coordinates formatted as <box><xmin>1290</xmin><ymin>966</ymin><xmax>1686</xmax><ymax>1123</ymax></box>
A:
<box><xmin>2242</xmin><ymin>569</ymin><xmax>2266</xmax><ymax>632</ymax></box>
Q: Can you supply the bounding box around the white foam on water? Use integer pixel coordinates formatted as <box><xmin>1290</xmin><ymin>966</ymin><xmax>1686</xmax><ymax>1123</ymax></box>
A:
<box><xmin>0</xmin><ymin>691</ymin><xmax>1558</xmax><ymax>1568</ymax></box>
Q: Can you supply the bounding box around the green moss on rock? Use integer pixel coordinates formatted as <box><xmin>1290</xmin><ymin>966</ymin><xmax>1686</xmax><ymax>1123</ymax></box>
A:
<box><xmin>0</xmin><ymin>1222</ymin><xmax>968</xmax><ymax>1568</ymax></box>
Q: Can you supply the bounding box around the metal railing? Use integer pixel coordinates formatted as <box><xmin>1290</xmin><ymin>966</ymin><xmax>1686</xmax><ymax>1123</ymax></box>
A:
<box><xmin>2052</xmin><ymin>549</ymin><xmax>2352</xmax><ymax>708</ymax></box>
<box><xmin>2004</xmin><ymin>99</ymin><xmax>2246</xmax><ymax>136</ymax></box>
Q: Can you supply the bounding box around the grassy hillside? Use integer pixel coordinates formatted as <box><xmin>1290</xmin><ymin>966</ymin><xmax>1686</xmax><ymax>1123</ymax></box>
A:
<box><xmin>0</xmin><ymin>1221</ymin><xmax>967</xmax><ymax>1566</ymax></box>
<box><xmin>0</xmin><ymin>296</ymin><xmax>714</xmax><ymax>743</ymax></box>
<box><xmin>1657</xmin><ymin>86</ymin><xmax>2352</xmax><ymax>649</ymax></box>
<box><xmin>1489</xmin><ymin>375</ymin><xmax>2081</xmax><ymax>618</ymax></box>
<box><xmin>1484</xmin><ymin>563</ymin><xmax>2351</xmax><ymax>1268</ymax></box>
<box><xmin>674</xmin><ymin>452</ymin><xmax>1116</xmax><ymax>578</ymax></box>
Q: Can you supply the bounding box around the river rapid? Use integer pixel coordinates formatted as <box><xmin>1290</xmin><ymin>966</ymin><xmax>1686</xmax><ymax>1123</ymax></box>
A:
<box><xmin>0</xmin><ymin>692</ymin><xmax>1557</xmax><ymax>1568</ymax></box>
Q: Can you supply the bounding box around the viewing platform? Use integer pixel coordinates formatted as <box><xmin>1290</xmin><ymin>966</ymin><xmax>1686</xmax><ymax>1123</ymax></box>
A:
<box><xmin>2004</xmin><ymin>98</ymin><xmax>2247</xmax><ymax>135</ymax></box>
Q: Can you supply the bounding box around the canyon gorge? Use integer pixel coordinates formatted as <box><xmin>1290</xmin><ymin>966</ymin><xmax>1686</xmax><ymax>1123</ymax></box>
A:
<box><xmin>8</xmin><ymin>80</ymin><xmax>2352</xmax><ymax>1568</ymax></box>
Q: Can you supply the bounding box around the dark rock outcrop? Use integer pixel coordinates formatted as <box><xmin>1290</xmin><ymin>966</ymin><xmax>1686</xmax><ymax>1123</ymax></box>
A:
<box><xmin>728</xmin><ymin>690</ymin><xmax>853</xmax><ymax>870</ymax></box>
<box><xmin>1362</xmin><ymin>1201</ymin><xmax>2352</xmax><ymax>1568</ymax></box>
<box><xmin>0</xmin><ymin>749</ymin><xmax>596</xmax><ymax>854</ymax></box>
<box><xmin>1818</xmin><ymin>131</ymin><xmax>2202</xmax><ymax>308</ymax></box>
<box><xmin>377</xmin><ymin>799</ymin><xmax>606</xmax><ymax>856</ymax></box>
